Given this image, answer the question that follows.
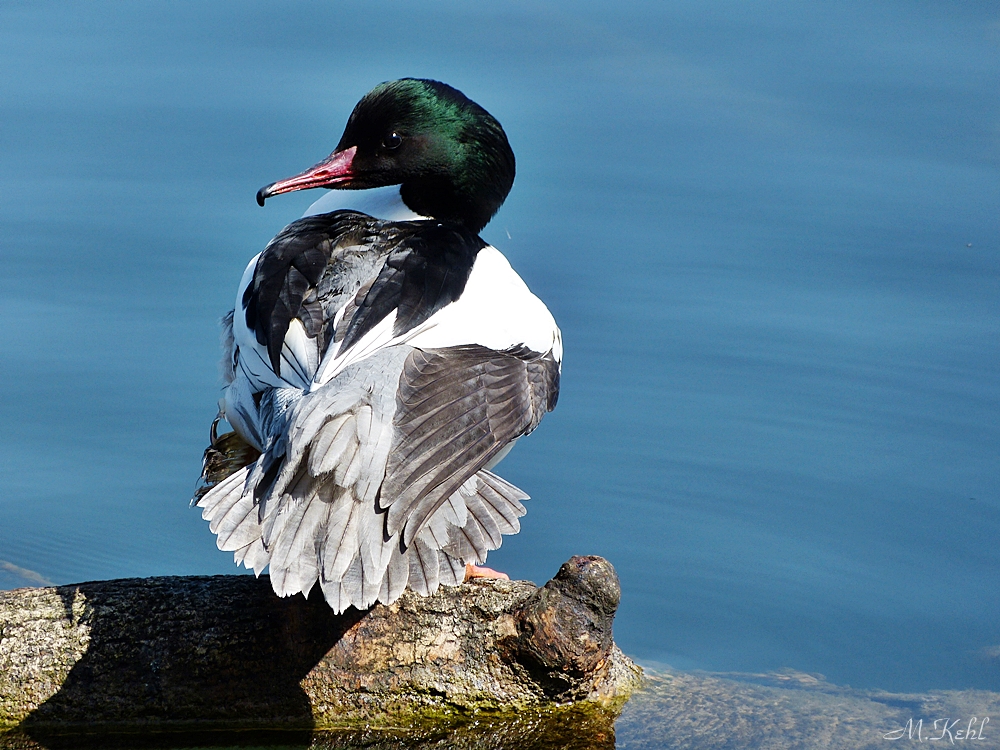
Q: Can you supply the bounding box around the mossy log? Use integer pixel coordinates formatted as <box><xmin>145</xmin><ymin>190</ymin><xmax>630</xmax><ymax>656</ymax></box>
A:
<box><xmin>0</xmin><ymin>555</ymin><xmax>639</xmax><ymax>744</ymax></box>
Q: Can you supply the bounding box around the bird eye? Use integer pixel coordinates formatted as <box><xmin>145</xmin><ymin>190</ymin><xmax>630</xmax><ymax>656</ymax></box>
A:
<box><xmin>382</xmin><ymin>132</ymin><xmax>403</xmax><ymax>150</ymax></box>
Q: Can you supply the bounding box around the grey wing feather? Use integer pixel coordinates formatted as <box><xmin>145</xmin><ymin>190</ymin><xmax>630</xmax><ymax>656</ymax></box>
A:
<box><xmin>476</xmin><ymin>470</ymin><xmax>527</xmax><ymax>532</ymax></box>
<box><xmin>422</xmin><ymin>470</ymin><xmax>529</xmax><ymax>565</ymax></box>
<box><xmin>198</xmin><ymin>467</ymin><xmax>271</xmax><ymax>576</ymax></box>
<box><xmin>198</xmin><ymin>343</ymin><xmax>550</xmax><ymax>614</ymax></box>
<box><xmin>202</xmin><ymin>469</ymin><xmax>261</xmax><ymax>552</ymax></box>
<box><xmin>233</xmin><ymin>538</ymin><xmax>269</xmax><ymax>574</ymax></box>
<box><xmin>382</xmin><ymin>346</ymin><xmax>554</xmax><ymax>548</ymax></box>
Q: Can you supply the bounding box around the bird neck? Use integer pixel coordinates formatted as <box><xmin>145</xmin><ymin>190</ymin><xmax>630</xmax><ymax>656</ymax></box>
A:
<box><xmin>399</xmin><ymin>176</ymin><xmax>498</xmax><ymax>234</ymax></box>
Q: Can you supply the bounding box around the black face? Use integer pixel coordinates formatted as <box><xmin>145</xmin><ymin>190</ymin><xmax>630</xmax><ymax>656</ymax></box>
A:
<box><xmin>335</xmin><ymin>79</ymin><xmax>516</xmax><ymax>233</ymax></box>
<box><xmin>332</xmin><ymin>81</ymin><xmax>467</xmax><ymax>185</ymax></box>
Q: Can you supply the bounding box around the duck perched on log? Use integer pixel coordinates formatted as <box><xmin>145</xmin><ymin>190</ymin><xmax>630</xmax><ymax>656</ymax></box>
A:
<box><xmin>196</xmin><ymin>79</ymin><xmax>562</xmax><ymax>614</ymax></box>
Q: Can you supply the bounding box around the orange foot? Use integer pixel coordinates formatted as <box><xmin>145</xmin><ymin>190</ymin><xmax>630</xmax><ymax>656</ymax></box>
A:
<box><xmin>464</xmin><ymin>564</ymin><xmax>510</xmax><ymax>581</ymax></box>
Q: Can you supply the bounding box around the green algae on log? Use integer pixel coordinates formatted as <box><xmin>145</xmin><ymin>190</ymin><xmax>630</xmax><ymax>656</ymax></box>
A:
<box><xmin>1</xmin><ymin>702</ymin><xmax>621</xmax><ymax>750</ymax></box>
<box><xmin>0</xmin><ymin>556</ymin><xmax>640</xmax><ymax>739</ymax></box>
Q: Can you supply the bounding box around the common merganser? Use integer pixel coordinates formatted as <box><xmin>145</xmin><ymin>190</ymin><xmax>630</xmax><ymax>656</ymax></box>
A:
<box><xmin>197</xmin><ymin>79</ymin><xmax>562</xmax><ymax>614</ymax></box>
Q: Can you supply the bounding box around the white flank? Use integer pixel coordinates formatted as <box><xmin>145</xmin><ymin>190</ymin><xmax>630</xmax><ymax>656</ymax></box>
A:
<box><xmin>403</xmin><ymin>247</ymin><xmax>560</xmax><ymax>356</ymax></box>
<box><xmin>313</xmin><ymin>247</ymin><xmax>561</xmax><ymax>387</ymax></box>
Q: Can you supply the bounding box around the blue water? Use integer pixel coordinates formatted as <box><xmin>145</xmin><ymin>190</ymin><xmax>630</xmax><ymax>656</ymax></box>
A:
<box><xmin>1</xmin><ymin>1</ymin><xmax>997</xmax><ymax>694</ymax></box>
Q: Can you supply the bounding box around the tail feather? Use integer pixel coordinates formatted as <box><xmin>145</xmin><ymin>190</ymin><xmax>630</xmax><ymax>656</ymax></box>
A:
<box><xmin>233</xmin><ymin>537</ymin><xmax>269</xmax><ymax>575</ymax></box>
<box><xmin>340</xmin><ymin>550</ymin><xmax>387</xmax><ymax>610</ymax></box>
<box><xmin>320</xmin><ymin>498</ymin><xmax>364</xmax><ymax>584</ymax></box>
<box><xmin>382</xmin><ymin>541</ymin><xmax>410</xmax><ymax>602</ymax></box>
<box><xmin>319</xmin><ymin>577</ymin><xmax>346</xmax><ymax>613</ymax></box>
<box><xmin>444</xmin><ymin>516</ymin><xmax>489</xmax><ymax>565</ymax></box>
<box><xmin>464</xmin><ymin>492</ymin><xmax>503</xmax><ymax>549</ymax></box>
<box><xmin>196</xmin><ymin>387</ymin><xmax>530</xmax><ymax>614</ymax></box>
<box><xmin>202</xmin><ymin>469</ymin><xmax>251</xmax><ymax>534</ymax></box>
<box><xmin>475</xmin><ymin>471</ymin><xmax>527</xmax><ymax>532</ymax></box>
<box><xmin>439</xmin><ymin>550</ymin><xmax>467</xmax><ymax>587</ymax></box>
<box><xmin>308</xmin><ymin>415</ymin><xmax>354</xmax><ymax>475</ymax></box>
<box><xmin>200</xmin><ymin>468</ymin><xmax>264</xmax><ymax>553</ymax></box>
<box><xmin>408</xmin><ymin>539</ymin><xmax>440</xmax><ymax>597</ymax></box>
<box><xmin>266</xmin><ymin>494</ymin><xmax>330</xmax><ymax>587</ymax></box>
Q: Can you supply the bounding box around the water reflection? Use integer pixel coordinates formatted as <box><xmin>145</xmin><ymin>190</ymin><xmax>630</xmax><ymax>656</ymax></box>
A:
<box><xmin>8</xmin><ymin>704</ymin><xmax>617</xmax><ymax>750</ymax></box>
<box><xmin>7</xmin><ymin>669</ymin><xmax>1000</xmax><ymax>749</ymax></box>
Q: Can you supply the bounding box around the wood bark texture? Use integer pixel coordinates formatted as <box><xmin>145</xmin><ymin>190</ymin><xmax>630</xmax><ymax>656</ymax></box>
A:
<box><xmin>0</xmin><ymin>555</ymin><xmax>640</xmax><ymax>740</ymax></box>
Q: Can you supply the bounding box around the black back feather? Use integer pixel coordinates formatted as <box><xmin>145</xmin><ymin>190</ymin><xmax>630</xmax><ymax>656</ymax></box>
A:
<box><xmin>339</xmin><ymin>223</ymin><xmax>484</xmax><ymax>352</ymax></box>
<box><xmin>242</xmin><ymin>212</ymin><xmax>484</xmax><ymax>378</ymax></box>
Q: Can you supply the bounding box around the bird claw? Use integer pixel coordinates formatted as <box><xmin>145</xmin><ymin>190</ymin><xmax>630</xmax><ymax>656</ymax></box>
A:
<box><xmin>209</xmin><ymin>414</ymin><xmax>222</xmax><ymax>447</ymax></box>
<box><xmin>464</xmin><ymin>564</ymin><xmax>509</xmax><ymax>581</ymax></box>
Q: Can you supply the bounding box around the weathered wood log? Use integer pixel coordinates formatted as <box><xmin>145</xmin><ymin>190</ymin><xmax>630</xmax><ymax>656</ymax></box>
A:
<box><xmin>0</xmin><ymin>555</ymin><xmax>640</xmax><ymax>745</ymax></box>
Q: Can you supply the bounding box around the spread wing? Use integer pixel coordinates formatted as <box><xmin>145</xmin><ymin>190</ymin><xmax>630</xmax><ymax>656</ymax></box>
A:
<box><xmin>382</xmin><ymin>345</ymin><xmax>560</xmax><ymax>548</ymax></box>
<box><xmin>201</xmin><ymin>342</ymin><xmax>559</xmax><ymax>614</ymax></box>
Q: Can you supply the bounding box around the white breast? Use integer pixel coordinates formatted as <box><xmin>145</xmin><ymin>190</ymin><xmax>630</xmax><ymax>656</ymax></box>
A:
<box><xmin>302</xmin><ymin>185</ymin><xmax>426</xmax><ymax>221</ymax></box>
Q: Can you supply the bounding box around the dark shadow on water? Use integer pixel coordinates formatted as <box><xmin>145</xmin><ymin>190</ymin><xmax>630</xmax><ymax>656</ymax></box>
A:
<box><xmin>865</xmin><ymin>696</ymin><xmax>926</xmax><ymax>712</ymax></box>
<box><xmin>5</xmin><ymin>702</ymin><xmax>617</xmax><ymax>748</ymax></box>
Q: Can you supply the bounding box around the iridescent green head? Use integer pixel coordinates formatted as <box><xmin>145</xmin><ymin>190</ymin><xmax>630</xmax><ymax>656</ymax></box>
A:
<box><xmin>258</xmin><ymin>79</ymin><xmax>516</xmax><ymax>234</ymax></box>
